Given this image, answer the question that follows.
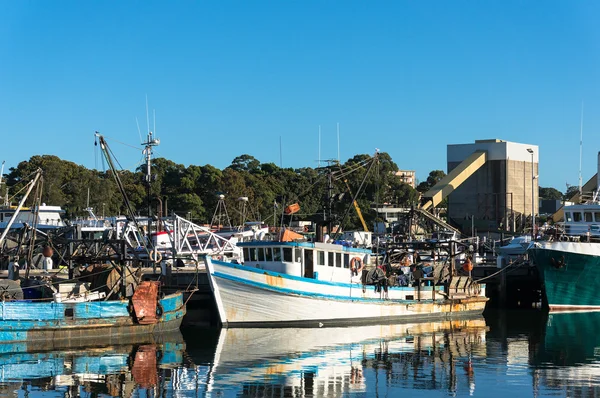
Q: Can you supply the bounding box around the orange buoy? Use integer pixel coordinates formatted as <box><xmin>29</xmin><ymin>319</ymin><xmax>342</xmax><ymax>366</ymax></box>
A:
<box><xmin>463</xmin><ymin>258</ymin><xmax>473</xmax><ymax>272</ymax></box>
<box><xmin>284</xmin><ymin>203</ymin><xmax>300</xmax><ymax>215</ymax></box>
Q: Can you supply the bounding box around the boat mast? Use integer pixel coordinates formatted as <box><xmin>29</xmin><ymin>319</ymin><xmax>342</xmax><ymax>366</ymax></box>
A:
<box><xmin>142</xmin><ymin>127</ymin><xmax>160</xmax><ymax>239</ymax></box>
<box><xmin>579</xmin><ymin>101</ymin><xmax>584</xmax><ymax>197</ymax></box>
<box><xmin>0</xmin><ymin>169</ymin><xmax>42</xmax><ymax>248</ymax></box>
<box><xmin>0</xmin><ymin>161</ymin><xmax>5</xmax><ymax>206</ymax></box>
<box><xmin>325</xmin><ymin>160</ymin><xmax>335</xmax><ymax>238</ymax></box>
<box><xmin>96</xmin><ymin>133</ymin><xmax>152</xmax><ymax>256</ymax></box>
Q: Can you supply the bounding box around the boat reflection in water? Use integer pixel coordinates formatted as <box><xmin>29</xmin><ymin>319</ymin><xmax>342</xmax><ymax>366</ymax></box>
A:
<box><xmin>0</xmin><ymin>332</ymin><xmax>185</xmax><ymax>396</ymax></box>
<box><xmin>533</xmin><ymin>311</ymin><xmax>600</xmax><ymax>396</ymax></box>
<box><xmin>206</xmin><ymin>317</ymin><xmax>488</xmax><ymax>396</ymax></box>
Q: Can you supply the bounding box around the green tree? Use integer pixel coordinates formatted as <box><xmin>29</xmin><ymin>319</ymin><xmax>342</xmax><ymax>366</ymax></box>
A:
<box><xmin>228</xmin><ymin>155</ymin><xmax>261</xmax><ymax>173</ymax></box>
<box><xmin>564</xmin><ymin>186</ymin><xmax>580</xmax><ymax>201</ymax></box>
<box><xmin>416</xmin><ymin>170</ymin><xmax>446</xmax><ymax>193</ymax></box>
<box><xmin>539</xmin><ymin>187</ymin><xmax>563</xmax><ymax>200</ymax></box>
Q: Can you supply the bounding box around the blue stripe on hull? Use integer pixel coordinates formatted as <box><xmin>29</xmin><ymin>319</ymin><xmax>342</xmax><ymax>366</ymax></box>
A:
<box><xmin>214</xmin><ymin>271</ymin><xmax>442</xmax><ymax>304</ymax></box>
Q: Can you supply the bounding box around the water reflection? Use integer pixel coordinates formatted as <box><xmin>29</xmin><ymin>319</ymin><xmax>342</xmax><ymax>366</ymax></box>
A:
<box><xmin>204</xmin><ymin>318</ymin><xmax>488</xmax><ymax>396</ymax></box>
<box><xmin>0</xmin><ymin>332</ymin><xmax>185</xmax><ymax>397</ymax></box>
<box><xmin>532</xmin><ymin>311</ymin><xmax>600</xmax><ymax>396</ymax></box>
<box><xmin>5</xmin><ymin>311</ymin><xmax>600</xmax><ymax>396</ymax></box>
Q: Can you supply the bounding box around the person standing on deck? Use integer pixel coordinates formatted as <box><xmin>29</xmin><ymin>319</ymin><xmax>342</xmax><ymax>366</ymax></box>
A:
<box><xmin>412</xmin><ymin>265</ymin><xmax>425</xmax><ymax>286</ymax></box>
<box><xmin>42</xmin><ymin>254</ymin><xmax>53</xmax><ymax>272</ymax></box>
<box><xmin>8</xmin><ymin>256</ymin><xmax>19</xmax><ymax>280</ymax></box>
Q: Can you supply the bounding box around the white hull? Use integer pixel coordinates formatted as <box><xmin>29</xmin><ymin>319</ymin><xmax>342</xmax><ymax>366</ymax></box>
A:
<box><xmin>205</xmin><ymin>258</ymin><xmax>487</xmax><ymax>327</ymax></box>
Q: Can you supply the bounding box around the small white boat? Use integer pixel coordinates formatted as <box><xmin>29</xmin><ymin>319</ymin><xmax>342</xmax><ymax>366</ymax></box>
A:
<box><xmin>497</xmin><ymin>235</ymin><xmax>532</xmax><ymax>257</ymax></box>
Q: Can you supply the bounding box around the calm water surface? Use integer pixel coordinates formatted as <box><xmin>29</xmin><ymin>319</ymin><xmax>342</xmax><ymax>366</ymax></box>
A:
<box><xmin>0</xmin><ymin>309</ymin><xmax>597</xmax><ymax>397</ymax></box>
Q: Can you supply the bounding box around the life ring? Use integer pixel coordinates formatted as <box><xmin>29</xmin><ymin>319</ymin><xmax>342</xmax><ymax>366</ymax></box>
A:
<box><xmin>149</xmin><ymin>250</ymin><xmax>162</xmax><ymax>264</ymax></box>
<box><xmin>350</xmin><ymin>257</ymin><xmax>364</xmax><ymax>276</ymax></box>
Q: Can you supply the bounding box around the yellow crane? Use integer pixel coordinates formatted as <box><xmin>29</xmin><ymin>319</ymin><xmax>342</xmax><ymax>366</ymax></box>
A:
<box><xmin>342</xmin><ymin>177</ymin><xmax>369</xmax><ymax>232</ymax></box>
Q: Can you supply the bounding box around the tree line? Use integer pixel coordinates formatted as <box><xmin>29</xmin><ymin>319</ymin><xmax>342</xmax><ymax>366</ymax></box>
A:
<box><xmin>0</xmin><ymin>153</ymin><xmax>420</xmax><ymax>230</ymax></box>
<box><xmin>0</xmin><ymin>153</ymin><xmax>568</xmax><ymax>230</ymax></box>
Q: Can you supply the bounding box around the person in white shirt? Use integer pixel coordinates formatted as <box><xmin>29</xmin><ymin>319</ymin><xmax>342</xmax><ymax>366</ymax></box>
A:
<box><xmin>42</xmin><ymin>255</ymin><xmax>53</xmax><ymax>272</ymax></box>
<box><xmin>8</xmin><ymin>256</ymin><xmax>19</xmax><ymax>280</ymax></box>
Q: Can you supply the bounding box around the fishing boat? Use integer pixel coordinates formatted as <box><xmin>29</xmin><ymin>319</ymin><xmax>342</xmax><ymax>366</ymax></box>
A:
<box><xmin>0</xmin><ymin>280</ymin><xmax>185</xmax><ymax>343</ymax></box>
<box><xmin>205</xmin><ymin>236</ymin><xmax>488</xmax><ymax>327</ymax></box>
<box><xmin>205</xmin><ymin>152</ymin><xmax>487</xmax><ymax>327</ymax></box>
<box><xmin>528</xmin><ymin>152</ymin><xmax>600</xmax><ymax>311</ymax></box>
<box><xmin>529</xmin><ymin>202</ymin><xmax>600</xmax><ymax>311</ymax></box>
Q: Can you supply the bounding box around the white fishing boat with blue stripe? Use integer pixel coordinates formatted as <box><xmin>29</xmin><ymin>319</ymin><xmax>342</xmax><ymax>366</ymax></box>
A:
<box><xmin>205</xmin><ymin>237</ymin><xmax>488</xmax><ymax>327</ymax></box>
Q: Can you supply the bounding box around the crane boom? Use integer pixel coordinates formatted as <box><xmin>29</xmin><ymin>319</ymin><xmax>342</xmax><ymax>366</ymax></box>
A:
<box><xmin>342</xmin><ymin>178</ymin><xmax>369</xmax><ymax>232</ymax></box>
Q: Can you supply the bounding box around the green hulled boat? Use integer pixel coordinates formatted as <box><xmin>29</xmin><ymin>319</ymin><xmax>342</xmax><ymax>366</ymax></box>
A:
<box><xmin>529</xmin><ymin>240</ymin><xmax>600</xmax><ymax>311</ymax></box>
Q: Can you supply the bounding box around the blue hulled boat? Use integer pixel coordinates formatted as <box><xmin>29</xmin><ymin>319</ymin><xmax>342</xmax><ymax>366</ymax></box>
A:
<box><xmin>0</xmin><ymin>281</ymin><xmax>185</xmax><ymax>343</ymax></box>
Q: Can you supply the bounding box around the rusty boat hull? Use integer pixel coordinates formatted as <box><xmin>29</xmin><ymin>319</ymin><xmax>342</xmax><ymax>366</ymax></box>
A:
<box><xmin>0</xmin><ymin>292</ymin><xmax>185</xmax><ymax>343</ymax></box>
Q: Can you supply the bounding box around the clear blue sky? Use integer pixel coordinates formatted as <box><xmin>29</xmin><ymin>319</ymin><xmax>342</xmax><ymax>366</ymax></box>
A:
<box><xmin>1</xmin><ymin>1</ymin><xmax>599</xmax><ymax>192</ymax></box>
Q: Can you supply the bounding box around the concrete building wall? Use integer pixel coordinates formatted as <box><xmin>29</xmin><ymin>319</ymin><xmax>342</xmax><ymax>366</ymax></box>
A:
<box><xmin>447</xmin><ymin>139</ymin><xmax>538</xmax><ymax>233</ymax></box>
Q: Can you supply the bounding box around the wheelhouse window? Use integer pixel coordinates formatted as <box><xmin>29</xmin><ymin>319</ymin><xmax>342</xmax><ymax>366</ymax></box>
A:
<box><xmin>317</xmin><ymin>251</ymin><xmax>325</xmax><ymax>266</ymax></box>
<box><xmin>573</xmin><ymin>212</ymin><xmax>582</xmax><ymax>222</ymax></box>
<box><xmin>565</xmin><ymin>212</ymin><xmax>573</xmax><ymax>222</ymax></box>
<box><xmin>585</xmin><ymin>212</ymin><xmax>593</xmax><ymax>222</ymax></box>
<box><xmin>594</xmin><ymin>212</ymin><xmax>600</xmax><ymax>222</ymax></box>
<box><xmin>283</xmin><ymin>247</ymin><xmax>293</xmax><ymax>262</ymax></box>
<box><xmin>265</xmin><ymin>248</ymin><xmax>273</xmax><ymax>261</ymax></box>
<box><xmin>305</xmin><ymin>249</ymin><xmax>314</xmax><ymax>267</ymax></box>
<box><xmin>343</xmin><ymin>254</ymin><xmax>350</xmax><ymax>268</ymax></box>
<box><xmin>273</xmin><ymin>248</ymin><xmax>282</xmax><ymax>261</ymax></box>
<box><xmin>335</xmin><ymin>253</ymin><xmax>342</xmax><ymax>267</ymax></box>
<box><xmin>258</xmin><ymin>248</ymin><xmax>266</xmax><ymax>261</ymax></box>
<box><xmin>250</xmin><ymin>248</ymin><xmax>258</xmax><ymax>262</ymax></box>
<box><xmin>294</xmin><ymin>248</ymin><xmax>300</xmax><ymax>262</ymax></box>
<box><xmin>328</xmin><ymin>252</ymin><xmax>334</xmax><ymax>267</ymax></box>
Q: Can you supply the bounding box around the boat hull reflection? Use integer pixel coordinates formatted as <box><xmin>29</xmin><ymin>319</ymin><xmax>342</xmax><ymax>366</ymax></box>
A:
<box><xmin>0</xmin><ymin>331</ymin><xmax>185</xmax><ymax>391</ymax></box>
<box><xmin>208</xmin><ymin>317</ymin><xmax>487</xmax><ymax>395</ymax></box>
<box><xmin>534</xmin><ymin>311</ymin><xmax>600</xmax><ymax>392</ymax></box>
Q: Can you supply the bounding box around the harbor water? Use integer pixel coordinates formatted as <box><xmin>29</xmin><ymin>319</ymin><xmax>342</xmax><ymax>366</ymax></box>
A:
<box><xmin>0</xmin><ymin>309</ymin><xmax>597</xmax><ymax>397</ymax></box>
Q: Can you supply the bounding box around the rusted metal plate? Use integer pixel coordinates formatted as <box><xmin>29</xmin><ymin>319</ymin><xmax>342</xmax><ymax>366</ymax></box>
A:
<box><xmin>131</xmin><ymin>281</ymin><xmax>160</xmax><ymax>324</ymax></box>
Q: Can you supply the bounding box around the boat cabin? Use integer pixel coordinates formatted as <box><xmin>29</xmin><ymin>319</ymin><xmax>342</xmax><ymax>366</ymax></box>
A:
<box><xmin>0</xmin><ymin>204</ymin><xmax>66</xmax><ymax>230</ymax></box>
<box><xmin>237</xmin><ymin>241</ymin><xmax>372</xmax><ymax>282</ymax></box>
<box><xmin>562</xmin><ymin>203</ymin><xmax>600</xmax><ymax>237</ymax></box>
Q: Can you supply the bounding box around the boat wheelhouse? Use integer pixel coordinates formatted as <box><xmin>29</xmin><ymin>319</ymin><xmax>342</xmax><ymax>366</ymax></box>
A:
<box><xmin>237</xmin><ymin>240</ymin><xmax>372</xmax><ymax>282</ymax></box>
<box><xmin>0</xmin><ymin>204</ymin><xmax>66</xmax><ymax>230</ymax></box>
<box><xmin>561</xmin><ymin>203</ymin><xmax>600</xmax><ymax>238</ymax></box>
